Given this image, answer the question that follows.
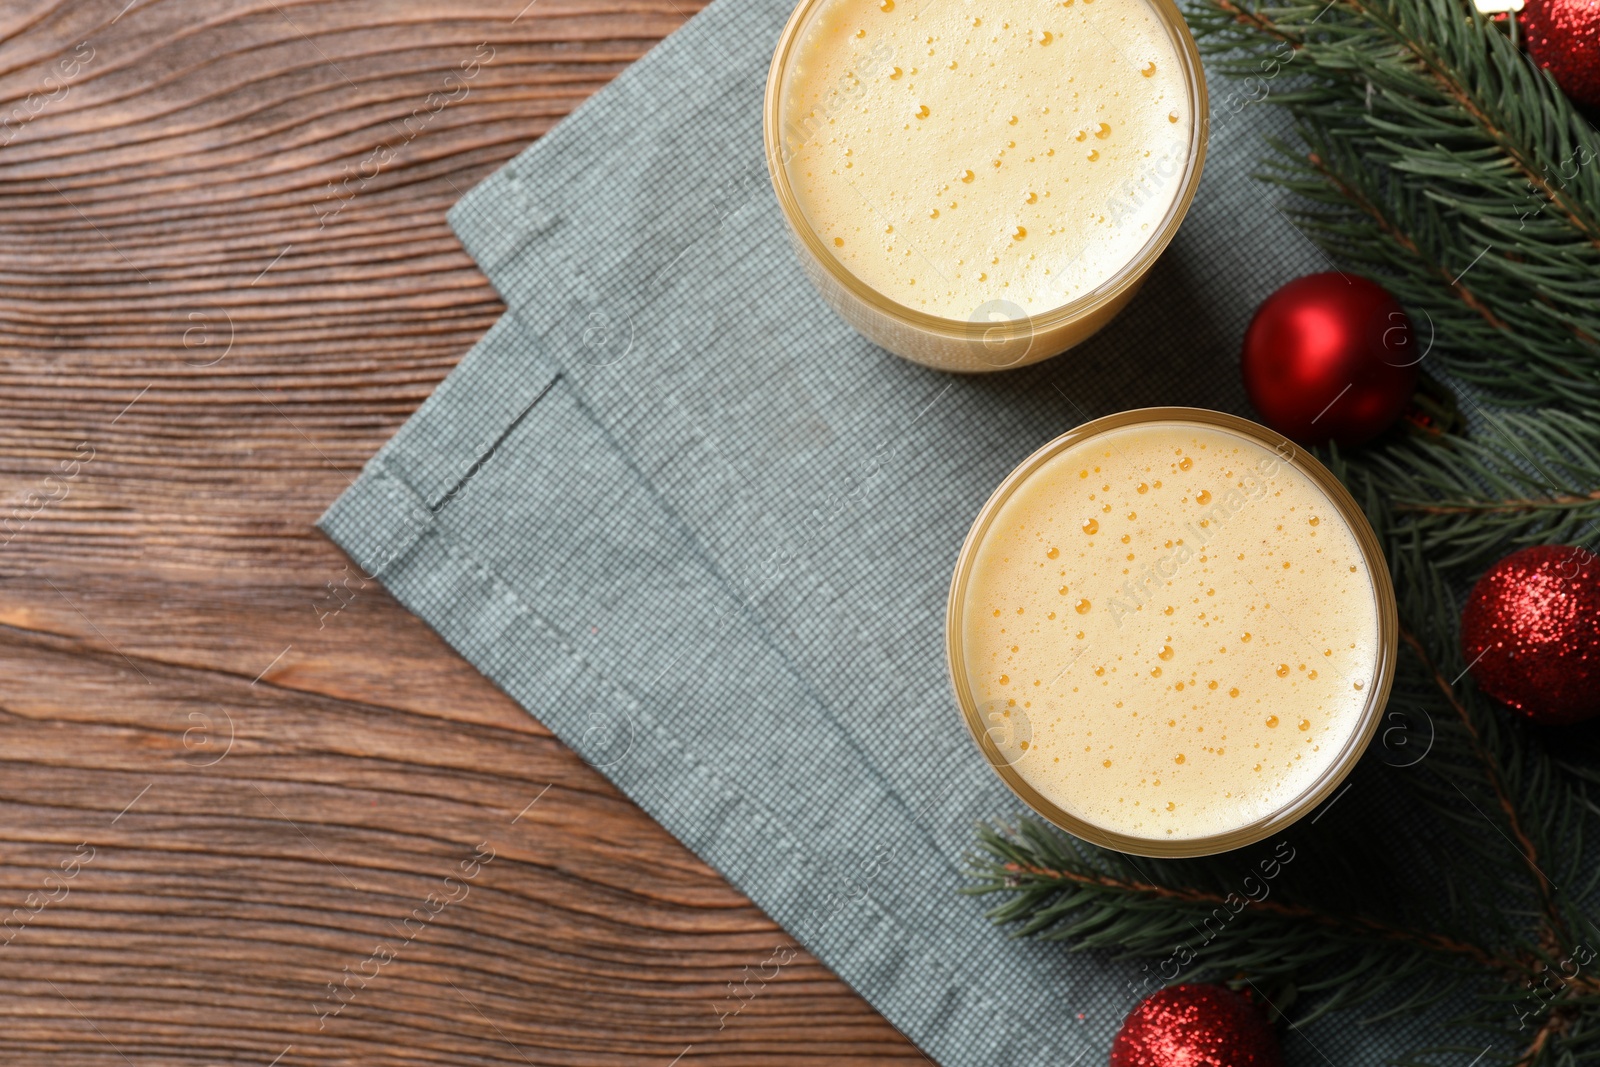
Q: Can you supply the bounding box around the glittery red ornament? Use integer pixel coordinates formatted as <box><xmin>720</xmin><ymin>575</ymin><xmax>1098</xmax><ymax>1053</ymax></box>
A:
<box><xmin>1241</xmin><ymin>273</ymin><xmax>1418</xmax><ymax>447</ymax></box>
<box><xmin>1109</xmin><ymin>984</ymin><xmax>1284</xmax><ymax>1067</ymax></box>
<box><xmin>1521</xmin><ymin>0</ymin><xmax>1600</xmax><ymax>113</ymax></box>
<box><xmin>1461</xmin><ymin>545</ymin><xmax>1600</xmax><ymax>726</ymax></box>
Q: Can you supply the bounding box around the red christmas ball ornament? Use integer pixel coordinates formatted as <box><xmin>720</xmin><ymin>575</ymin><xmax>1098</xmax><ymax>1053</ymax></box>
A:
<box><xmin>1521</xmin><ymin>0</ymin><xmax>1600</xmax><ymax>113</ymax></box>
<box><xmin>1461</xmin><ymin>545</ymin><xmax>1600</xmax><ymax>726</ymax></box>
<box><xmin>1110</xmin><ymin>984</ymin><xmax>1283</xmax><ymax>1067</ymax></box>
<box><xmin>1241</xmin><ymin>273</ymin><xmax>1418</xmax><ymax>447</ymax></box>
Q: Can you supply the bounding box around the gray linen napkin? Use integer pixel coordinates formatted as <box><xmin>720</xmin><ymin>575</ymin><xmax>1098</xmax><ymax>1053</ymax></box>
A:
<box><xmin>319</xmin><ymin>0</ymin><xmax>1451</xmax><ymax>1059</ymax></box>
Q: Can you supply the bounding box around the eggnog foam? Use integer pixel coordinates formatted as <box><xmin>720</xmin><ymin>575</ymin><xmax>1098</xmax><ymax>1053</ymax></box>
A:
<box><xmin>960</xmin><ymin>423</ymin><xmax>1380</xmax><ymax>840</ymax></box>
<box><xmin>779</xmin><ymin>0</ymin><xmax>1191</xmax><ymax>320</ymax></box>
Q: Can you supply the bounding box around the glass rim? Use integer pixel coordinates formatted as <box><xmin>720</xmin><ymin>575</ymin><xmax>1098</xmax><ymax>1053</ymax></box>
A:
<box><xmin>762</xmin><ymin>0</ymin><xmax>1211</xmax><ymax>336</ymax></box>
<box><xmin>945</xmin><ymin>408</ymin><xmax>1400</xmax><ymax>858</ymax></box>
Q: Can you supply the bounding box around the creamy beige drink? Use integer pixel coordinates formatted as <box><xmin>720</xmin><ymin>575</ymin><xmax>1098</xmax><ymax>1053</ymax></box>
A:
<box><xmin>778</xmin><ymin>0</ymin><xmax>1193</xmax><ymax>320</ymax></box>
<box><xmin>954</xmin><ymin>418</ymin><xmax>1385</xmax><ymax>846</ymax></box>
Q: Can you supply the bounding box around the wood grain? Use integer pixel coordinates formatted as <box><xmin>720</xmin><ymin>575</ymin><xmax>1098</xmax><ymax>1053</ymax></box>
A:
<box><xmin>0</xmin><ymin>2</ymin><xmax>923</xmax><ymax>1061</ymax></box>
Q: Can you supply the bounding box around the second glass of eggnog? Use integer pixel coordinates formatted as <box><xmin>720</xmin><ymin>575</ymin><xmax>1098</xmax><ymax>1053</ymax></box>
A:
<box><xmin>764</xmin><ymin>0</ymin><xmax>1207</xmax><ymax>371</ymax></box>
<box><xmin>947</xmin><ymin>409</ymin><xmax>1399</xmax><ymax>857</ymax></box>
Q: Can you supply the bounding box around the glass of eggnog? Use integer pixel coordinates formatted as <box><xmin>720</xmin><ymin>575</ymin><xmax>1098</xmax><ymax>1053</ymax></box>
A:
<box><xmin>764</xmin><ymin>0</ymin><xmax>1207</xmax><ymax>372</ymax></box>
<box><xmin>947</xmin><ymin>409</ymin><xmax>1398</xmax><ymax>857</ymax></box>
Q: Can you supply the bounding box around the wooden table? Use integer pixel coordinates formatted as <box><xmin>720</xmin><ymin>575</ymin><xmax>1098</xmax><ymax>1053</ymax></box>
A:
<box><xmin>0</xmin><ymin>3</ymin><xmax>922</xmax><ymax>1061</ymax></box>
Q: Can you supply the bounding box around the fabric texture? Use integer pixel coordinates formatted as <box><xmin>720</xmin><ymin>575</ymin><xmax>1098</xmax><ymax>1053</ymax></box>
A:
<box><xmin>318</xmin><ymin>0</ymin><xmax>1449</xmax><ymax>1059</ymax></box>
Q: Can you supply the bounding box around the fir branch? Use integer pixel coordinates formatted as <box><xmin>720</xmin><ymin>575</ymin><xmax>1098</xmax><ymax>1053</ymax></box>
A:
<box><xmin>1366</xmin><ymin>524</ymin><xmax>1596</xmax><ymax>961</ymax></box>
<box><xmin>1301</xmin><ymin>149</ymin><xmax>1513</xmax><ymax>334</ymax></box>
<box><xmin>966</xmin><ymin>820</ymin><xmax>1488</xmax><ymax>1022</ymax></box>
<box><xmin>1399</xmin><ymin>623</ymin><xmax>1562</xmax><ymax>935</ymax></box>
<box><xmin>1397</xmin><ymin>493</ymin><xmax>1600</xmax><ymax>516</ymax></box>
<box><xmin>990</xmin><ymin>849</ymin><xmax>1524</xmax><ymax>976</ymax></box>
<box><xmin>1204</xmin><ymin>0</ymin><xmax>1600</xmax><ymax>240</ymax></box>
<box><xmin>1338</xmin><ymin>0</ymin><xmax>1600</xmax><ymax>247</ymax></box>
<box><xmin>1191</xmin><ymin>0</ymin><xmax>1600</xmax><ymax>410</ymax></box>
<box><xmin>1353</xmin><ymin>408</ymin><xmax>1600</xmax><ymax>570</ymax></box>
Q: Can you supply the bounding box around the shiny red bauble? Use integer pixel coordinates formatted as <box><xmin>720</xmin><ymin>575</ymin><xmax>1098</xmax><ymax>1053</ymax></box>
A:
<box><xmin>1110</xmin><ymin>984</ymin><xmax>1284</xmax><ymax>1067</ymax></box>
<box><xmin>1522</xmin><ymin>0</ymin><xmax>1600</xmax><ymax>112</ymax></box>
<box><xmin>1461</xmin><ymin>545</ymin><xmax>1600</xmax><ymax>726</ymax></box>
<box><xmin>1241</xmin><ymin>273</ymin><xmax>1418</xmax><ymax>447</ymax></box>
